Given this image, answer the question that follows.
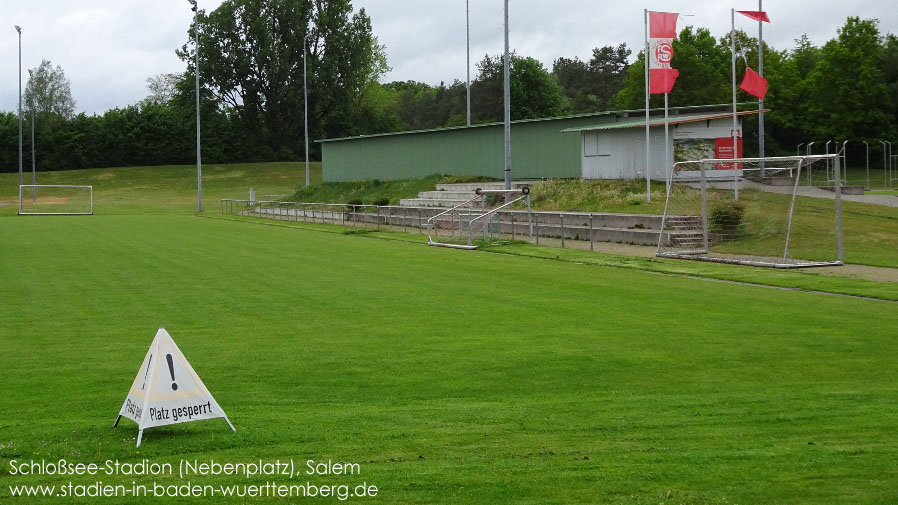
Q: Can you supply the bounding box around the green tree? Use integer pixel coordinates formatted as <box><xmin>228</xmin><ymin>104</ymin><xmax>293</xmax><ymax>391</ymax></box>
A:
<box><xmin>805</xmin><ymin>17</ymin><xmax>893</xmax><ymax>140</ymax></box>
<box><xmin>617</xmin><ymin>27</ymin><xmax>730</xmax><ymax>110</ymax></box>
<box><xmin>24</xmin><ymin>60</ymin><xmax>76</xmax><ymax>120</ymax></box>
<box><xmin>180</xmin><ymin>0</ymin><xmax>388</xmax><ymax>159</ymax></box>
<box><xmin>553</xmin><ymin>44</ymin><xmax>631</xmax><ymax>114</ymax></box>
<box><xmin>143</xmin><ymin>73</ymin><xmax>183</xmax><ymax>105</ymax></box>
<box><xmin>473</xmin><ymin>53</ymin><xmax>564</xmax><ymax>122</ymax></box>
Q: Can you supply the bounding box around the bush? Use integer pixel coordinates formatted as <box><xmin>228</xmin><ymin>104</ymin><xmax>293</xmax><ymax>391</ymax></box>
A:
<box><xmin>709</xmin><ymin>202</ymin><xmax>747</xmax><ymax>239</ymax></box>
<box><xmin>372</xmin><ymin>196</ymin><xmax>390</xmax><ymax>206</ymax></box>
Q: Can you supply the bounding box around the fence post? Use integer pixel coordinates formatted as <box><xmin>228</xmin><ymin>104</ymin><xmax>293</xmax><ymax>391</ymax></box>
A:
<box><xmin>535</xmin><ymin>213</ymin><xmax>539</xmax><ymax>245</ymax></box>
<box><xmin>589</xmin><ymin>214</ymin><xmax>594</xmax><ymax>251</ymax></box>
<box><xmin>560</xmin><ymin>214</ymin><xmax>565</xmax><ymax>248</ymax></box>
<box><xmin>511</xmin><ymin>211</ymin><xmax>516</xmax><ymax>241</ymax></box>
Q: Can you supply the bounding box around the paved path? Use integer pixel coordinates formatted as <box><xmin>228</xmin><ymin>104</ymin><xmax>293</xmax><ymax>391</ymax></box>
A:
<box><xmin>732</xmin><ymin>180</ymin><xmax>898</xmax><ymax>207</ymax></box>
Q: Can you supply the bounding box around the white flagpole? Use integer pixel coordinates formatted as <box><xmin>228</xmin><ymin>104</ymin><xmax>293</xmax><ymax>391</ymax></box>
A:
<box><xmin>664</xmin><ymin>92</ymin><xmax>670</xmax><ymax>195</ymax></box>
<box><xmin>731</xmin><ymin>8</ymin><xmax>739</xmax><ymax>200</ymax></box>
<box><xmin>758</xmin><ymin>0</ymin><xmax>765</xmax><ymax>177</ymax></box>
<box><xmin>644</xmin><ymin>9</ymin><xmax>651</xmax><ymax>202</ymax></box>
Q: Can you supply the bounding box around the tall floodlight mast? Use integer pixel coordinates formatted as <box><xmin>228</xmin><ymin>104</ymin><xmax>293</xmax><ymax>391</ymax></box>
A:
<box><xmin>502</xmin><ymin>0</ymin><xmax>511</xmax><ymax>190</ymax></box>
<box><xmin>15</xmin><ymin>25</ymin><xmax>23</xmax><ymax>190</ymax></box>
<box><xmin>188</xmin><ymin>0</ymin><xmax>202</xmax><ymax>212</ymax></box>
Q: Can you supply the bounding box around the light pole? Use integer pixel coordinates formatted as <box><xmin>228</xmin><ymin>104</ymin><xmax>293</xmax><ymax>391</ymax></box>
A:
<box><xmin>797</xmin><ymin>143</ymin><xmax>804</xmax><ymax>156</ymax></box>
<box><xmin>825</xmin><ymin>140</ymin><xmax>832</xmax><ymax>182</ymax></box>
<box><xmin>806</xmin><ymin>141</ymin><xmax>815</xmax><ymax>185</ymax></box>
<box><xmin>466</xmin><ymin>0</ymin><xmax>471</xmax><ymax>126</ymax></box>
<box><xmin>887</xmin><ymin>141</ymin><xmax>893</xmax><ymax>190</ymax></box>
<box><xmin>841</xmin><ymin>140</ymin><xmax>847</xmax><ymax>184</ymax></box>
<box><xmin>303</xmin><ymin>34</ymin><xmax>310</xmax><ymax>187</ymax></box>
<box><xmin>502</xmin><ymin>0</ymin><xmax>511</xmax><ymax>190</ymax></box>
<box><xmin>188</xmin><ymin>0</ymin><xmax>202</xmax><ymax>212</ymax></box>
<box><xmin>29</xmin><ymin>69</ymin><xmax>35</xmax><ymax>201</ymax></box>
<box><xmin>863</xmin><ymin>140</ymin><xmax>869</xmax><ymax>189</ymax></box>
<box><xmin>880</xmin><ymin>140</ymin><xmax>888</xmax><ymax>189</ymax></box>
<box><xmin>15</xmin><ymin>25</ymin><xmax>22</xmax><ymax>190</ymax></box>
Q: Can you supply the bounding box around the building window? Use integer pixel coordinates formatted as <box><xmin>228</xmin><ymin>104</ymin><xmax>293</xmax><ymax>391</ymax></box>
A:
<box><xmin>584</xmin><ymin>133</ymin><xmax>610</xmax><ymax>157</ymax></box>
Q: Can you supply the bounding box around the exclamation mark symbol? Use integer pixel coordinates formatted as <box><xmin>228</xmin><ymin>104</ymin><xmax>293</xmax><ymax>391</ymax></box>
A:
<box><xmin>166</xmin><ymin>354</ymin><xmax>178</xmax><ymax>390</ymax></box>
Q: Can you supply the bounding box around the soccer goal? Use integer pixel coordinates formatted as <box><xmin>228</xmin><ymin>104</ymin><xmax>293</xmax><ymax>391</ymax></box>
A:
<box><xmin>657</xmin><ymin>155</ymin><xmax>843</xmax><ymax>268</ymax></box>
<box><xmin>18</xmin><ymin>185</ymin><xmax>93</xmax><ymax>215</ymax></box>
<box><xmin>427</xmin><ymin>187</ymin><xmax>532</xmax><ymax>249</ymax></box>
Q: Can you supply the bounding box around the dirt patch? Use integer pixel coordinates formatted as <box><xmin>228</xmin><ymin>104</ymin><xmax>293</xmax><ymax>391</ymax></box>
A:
<box><xmin>814</xmin><ymin>264</ymin><xmax>898</xmax><ymax>283</ymax></box>
<box><xmin>528</xmin><ymin>236</ymin><xmax>898</xmax><ymax>283</ymax></box>
<box><xmin>28</xmin><ymin>197</ymin><xmax>71</xmax><ymax>205</ymax></box>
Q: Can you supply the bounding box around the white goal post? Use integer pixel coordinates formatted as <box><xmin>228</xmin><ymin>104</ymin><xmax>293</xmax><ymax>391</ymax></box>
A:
<box><xmin>657</xmin><ymin>155</ymin><xmax>843</xmax><ymax>268</ymax></box>
<box><xmin>18</xmin><ymin>185</ymin><xmax>93</xmax><ymax>215</ymax></box>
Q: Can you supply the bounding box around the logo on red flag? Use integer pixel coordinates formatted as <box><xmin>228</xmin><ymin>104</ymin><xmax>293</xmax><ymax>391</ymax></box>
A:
<box><xmin>652</xmin><ymin>40</ymin><xmax>674</xmax><ymax>65</ymax></box>
<box><xmin>739</xmin><ymin>67</ymin><xmax>769</xmax><ymax>99</ymax></box>
<box><xmin>648</xmin><ymin>11</ymin><xmax>679</xmax><ymax>94</ymax></box>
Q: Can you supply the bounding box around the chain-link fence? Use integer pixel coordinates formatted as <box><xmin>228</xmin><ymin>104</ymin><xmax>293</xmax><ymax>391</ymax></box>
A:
<box><xmin>657</xmin><ymin>155</ymin><xmax>843</xmax><ymax>268</ymax></box>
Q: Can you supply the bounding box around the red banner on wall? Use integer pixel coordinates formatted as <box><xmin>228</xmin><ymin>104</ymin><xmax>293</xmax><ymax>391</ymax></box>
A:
<box><xmin>715</xmin><ymin>137</ymin><xmax>743</xmax><ymax>170</ymax></box>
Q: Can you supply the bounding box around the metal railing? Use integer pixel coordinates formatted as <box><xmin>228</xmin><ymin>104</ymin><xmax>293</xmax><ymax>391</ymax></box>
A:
<box><xmin>220</xmin><ymin>198</ymin><xmax>670</xmax><ymax>251</ymax></box>
<box><xmin>425</xmin><ymin>187</ymin><xmax>532</xmax><ymax>249</ymax></box>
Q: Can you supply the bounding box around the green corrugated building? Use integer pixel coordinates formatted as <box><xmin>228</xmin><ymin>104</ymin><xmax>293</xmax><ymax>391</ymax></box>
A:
<box><xmin>318</xmin><ymin>104</ymin><xmax>745</xmax><ymax>182</ymax></box>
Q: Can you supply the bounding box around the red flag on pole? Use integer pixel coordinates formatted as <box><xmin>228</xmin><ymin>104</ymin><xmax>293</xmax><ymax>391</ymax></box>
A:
<box><xmin>740</xmin><ymin>67</ymin><xmax>769</xmax><ymax>99</ymax></box>
<box><xmin>648</xmin><ymin>11</ymin><xmax>679</xmax><ymax>94</ymax></box>
<box><xmin>737</xmin><ymin>10</ymin><xmax>770</xmax><ymax>23</ymax></box>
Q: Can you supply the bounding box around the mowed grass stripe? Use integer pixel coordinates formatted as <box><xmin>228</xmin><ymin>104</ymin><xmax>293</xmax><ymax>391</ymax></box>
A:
<box><xmin>1</xmin><ymin>215</ymin><xmax>896</xmax><ymax>504</ymax></box>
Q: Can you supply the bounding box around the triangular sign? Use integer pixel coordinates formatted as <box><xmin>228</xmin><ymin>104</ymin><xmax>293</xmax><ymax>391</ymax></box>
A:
<box><xmin>114</xmin><ymin>328</ymin><xmax>235</xmax><ymax>447</ymax></box>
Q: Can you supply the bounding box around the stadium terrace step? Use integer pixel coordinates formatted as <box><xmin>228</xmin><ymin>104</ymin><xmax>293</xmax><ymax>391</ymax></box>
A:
<box><xmin>433</xmin><ymin>181</ymin><xmax>532</xmax><ymax>192</ymax></box>
<box><xmin>398</xmin><ymin>198</ymin><xmax>479</xmax><ymax>208</ymax></box>
<box><xmin>663</xmin><ymin>216</ymin><xmax>702</xmax><ymax>229</ymax></box>
<box><xmin>403</xmin><ymin>181</ymin><xmax>534</xmax><ymax>208</ymax></box>
<box><xmin>416</xmin><ymin>190</ymin><xmax>482</xmax><ymax>200</ymax></box>
<box><xmin>230</xmin><ymin>200</ymin><xmax>699</xmax><ymax>248</ymax></box>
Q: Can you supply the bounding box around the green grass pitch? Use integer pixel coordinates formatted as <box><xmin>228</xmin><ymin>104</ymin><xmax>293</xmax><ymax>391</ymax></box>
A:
<box><xmin>1</xmin><ymin>163</ymin><xmax>897</xmax><ymax>503</ymax></box>
<box><xmin>2</xmin><ymin>213</ymin><xmax>897</xmax><ymax>504</ymax></box>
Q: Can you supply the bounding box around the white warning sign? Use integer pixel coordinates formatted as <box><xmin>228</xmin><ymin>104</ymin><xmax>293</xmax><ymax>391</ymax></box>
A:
<box><xmin>115</xmin><ymin>328</ymin><xmax>235</xmax><ymax>446</ymax></box>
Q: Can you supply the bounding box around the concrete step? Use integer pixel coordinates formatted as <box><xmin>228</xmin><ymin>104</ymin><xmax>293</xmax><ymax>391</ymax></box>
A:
<box><xmin>399</xmin><ymin>198</ymin><xmax>480</xmax><ymax>208</ymax></box>
<box><xmin>417</xmin><ymin>190</ymin><xmax>479</xmax><ymax>200</ymax></box>
<box><xmin>434</xmin><ymin>181</ymin><xmax>532</xmax><ymax>192</ymax></box>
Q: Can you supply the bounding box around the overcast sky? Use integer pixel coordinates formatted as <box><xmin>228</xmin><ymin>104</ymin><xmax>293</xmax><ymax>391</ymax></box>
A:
<box><xmin>1</xmin><ymin>0</ymin><xmax>895</xmax><ymax>115</ymax></box>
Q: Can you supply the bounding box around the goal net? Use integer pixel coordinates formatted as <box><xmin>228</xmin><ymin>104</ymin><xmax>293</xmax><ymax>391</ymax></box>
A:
<box><xmin>427</xmin><ymin>188</ymin><xmax>531</xmax><ymax>249</ymax></box>
<box><xmin>657</xmin><ymin>155</ymin><xmax>843</xmax><ymax>268</ymax></box>
<box><xmin>18</xmin><ymin>185</ymin><xmax>93</xmax><ymax>215</ymax></box>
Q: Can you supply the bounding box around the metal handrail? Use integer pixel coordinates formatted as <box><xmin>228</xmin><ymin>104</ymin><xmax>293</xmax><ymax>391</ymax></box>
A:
<box><xmin>465</xmin><ymin>193</ymin><xmax>531</xmax><ymax>245</ymax></box>
<box><xmin>468</xmin><ymin>195</ymin><xmax>529</xmax><ymax>222</ymax></box>
<box><xmin>426</xmin><ymin>196</ymin><xmax>481</xmax><ymax>245</ymax></box>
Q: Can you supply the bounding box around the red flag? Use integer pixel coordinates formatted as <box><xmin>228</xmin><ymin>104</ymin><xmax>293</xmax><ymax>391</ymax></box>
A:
<box><xmin>737</xmin><ymin>10</ymin><xmax>770</xmax><ymax>23</ymax></box>
<box><xmin>740</xmin><ymin>67</ymin><xmax>768</xmax><ymax>99</ymax></box>
<box><xmin>648</xmin><ymin>12</ymin><xmax>679</xmax><ymax>94</ymax></box>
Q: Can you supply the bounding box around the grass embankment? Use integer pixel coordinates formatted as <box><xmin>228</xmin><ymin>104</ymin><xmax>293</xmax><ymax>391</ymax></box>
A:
<box><xmin>0</xmin><ymin>162</ymin><xmax>319</xmax><ymax>215</ymax></box>
<box><xmin>283</xmin><ymin>175</ymin><xmax>499</xmax><ymax>206</ymax></box>
<box><xmin>2</xmin><ymin>214</ymin><xmax>898</xmax><ymax>504</ymax></box>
